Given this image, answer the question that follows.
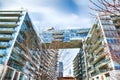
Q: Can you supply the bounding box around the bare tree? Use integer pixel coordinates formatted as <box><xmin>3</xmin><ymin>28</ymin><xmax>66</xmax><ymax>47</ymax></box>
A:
<box><xmin>89</xmin><ymin>0</ymin><xmax>120</xmax><ymax>15</ymax></box>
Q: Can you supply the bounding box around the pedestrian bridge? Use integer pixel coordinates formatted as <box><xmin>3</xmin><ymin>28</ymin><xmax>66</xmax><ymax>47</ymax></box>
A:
<box><xmin>40</xmin><ymin>29</ymin><xmax>89</xmax><ymax>49</ymax></box>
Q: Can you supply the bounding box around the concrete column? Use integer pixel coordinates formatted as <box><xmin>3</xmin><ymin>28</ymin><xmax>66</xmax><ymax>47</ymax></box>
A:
<box><xmin>17</xmin><ymin>72</ymin><xmax>20</xmax><ymax>80</ymax></box>
<box><xmin>0</xmin><ymin>65</ymin><xmax>7</xmax><ymax>80</ymax></box>
<box><xmin>11</xmin><ymin>70</ymin><xmax>16</xmax><ymax>80</ymax></box>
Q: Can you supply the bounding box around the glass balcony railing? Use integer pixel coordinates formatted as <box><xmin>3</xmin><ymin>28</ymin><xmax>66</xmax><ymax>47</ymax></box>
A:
<box><xmin>91</xmin><ymin>40</ymin><xmax>102</xmax><ymax>53</ymax></box>
<box><xmin>0</xmin><ymin>57</ymin><xmax>6</xmax><ymax>64</ymax></box>
<box><xmin>101</xmin><ymin>20</ymin><xmax>113</xmax><ymax>25</ymax></box>
<box><xmin>100</xmin><ymin>16</ymin><xmax>111</xmax><ymax>20</ymax></box>
<box><xmin>53</xmin><ymin>35</ymin><xmax>64</xmax><ymax>39</ymax></box>
<box><xmin>94</xmin><ymin>52</ymin><xmax>107</xmax><ymax>64</ymax></box>
<box><xmin>0</xmin><ymin>22</ymin><xmax>17</xmax><ymax>28</ymax></box>
<box><xmin>0</xmin><ymin>42</ymin><xmax>9</xmax><ymax>48</ymax></box>
<box><xmin>10</xmin><ymin>56</ymin><xmax>25</xmax><ymax>66</ymax></box>
<box><xmin>94</xmin><ymin>45</ymin><xmax>104</xmax><ymax>55</ymax></box>
<box><xmin>87</xmin><ymin>53</ymin><xmax>93</xmax><ymax>61</ymax></box>
<box><xmin>10</xmin><ymin>63</ymin><xmax>23</xmax><ymax>71</ymax></box>
<box><xmin>0</xmin><ymin>28</ymin><xmax>15</xmax><ymax>34</ymax></box>
<box><xmin>13</xmin><ymin>48</ymin><xmax>32</xmax><ymax>63</ymax></box>
<box><xmin>21</xmin><ymin>51</ymin><xmax>29</xmax><ymax>61</ymax></box>
<box><xmin>0</xmin><ymin>49</ymin><xmax>6</xmax><ymax>57</ymax></box>
<box><xmin>26</xmin><ymin>62</ymin><xmax>35</xmax><ymax>72</ymax></box>
<box><xmin>91</xmin><ymin>71</ymin><xmax>98</xmax><ymax>77</ymax></box>
<box><xmin>98</xmin><ymin>60</ymin><xmax>109</xmax><ymax>69</ymax></box>
<box><xmin>0</xmin><ymin>12</ymin><xmax>22</xmax><ymax>16</ymax></box>
<box><xmin>0</xmin><ymin>34</ymin><xmax>12</xmax><ymax>38</ymax></box>
<box><xmin>0</xmin><ymin>17</ymin><xmax>18</xmax><ymax>22</ymax></box>
<box><xmin>82</xmin><ymin>73</ymin><xmax>86</xmax><ymax>78</ymax></box>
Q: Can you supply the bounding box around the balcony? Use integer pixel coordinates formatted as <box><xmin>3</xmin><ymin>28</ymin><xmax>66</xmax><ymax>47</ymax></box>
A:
<box><xmin>52</xmin><ymin>38</ymin><xmax>62</xmax><ymax>42</ymax></box>
<box><xmin>92</xmin><ymin>52</ymin><xmax>107</xmax><ymax>65</ymax></box>
<box><xmin>26</xmin><ymin>62</ymin><xmax>35</xmax><ymax>72</ymax></box>
<box><xmin>52</xmin><ymin>32</ymin><xmax>63</xmax><ymax>35</ymax></box>
<box><xmin>82</xmin><ymin>73</ymin><xmax>86</xmax><ymax>78</ymax></box>
<box><xmin>0</xmin><ymin>17</ymin><xmax>18</xmax><ymax>22</ymax></box>
<box><xmin>91</xmin><ymin>37</ymin><xmax>98</xmax><ymax>44</ymax></box>
<box><xmin>0</xmin><ymin>12</ymin><xmax>22</xmax><ymax>16</ymax></box>
<box><xmin>10</xmin><ymin>56</ymin><xmax>25</xmax><ymax>66</ymax></box>
<box><xmin>91</xmin><ymin>71</ymin><xmax>98</xmax><ymax>77</ymax></box>
<box><xmin>95</xmin><ymin>31</ymin><xmax>101</xmax><ymax>38</ymax></box>
<box><xmin>91</xmin><ymin>40</ymin><xmax>102</xmax><ymax>53</ymax></box>
<box><xmin>97</xmin><ymin>59</ymin><xmax>110</xmax><ymax>69</ymax></box>
<box><xmin>53</xmin><ymin>35</ymin><xmax>64</xmax><ymax>39</ymax></box>
<box><xmin>0</xmin><ymin>35</ymin><xmax>12</xmax><ymax>41</ymax></box>
<box><xmin>94</xmin><ymin>45</ymin><xmax>104</xmax><ymax>55</ymax></box>
<box><xmin>82</xmin><ymin>69</ymin><xmax>86</xmax><ymax>74</ymax></box>
<box><xmin>101</xmin><ymin>20</ymin><xmax>113</xmax><ymax>25</ymax></box>
<box><xmin>0</xmin><ymin>42</ymin><xmax>9</xmax><ymax>49</ymax></box>
<box><xmin>13</xmin><ymin>48</ymin><xmax>31</xmax><ymax>64</ymax></box>
<box><xmin>0</xmin><ymin>28</ymin><xmax>15</xmax><ymax>34</ymax></box>
<box><xmin>87</xmin><ymin>54</ymin><xmax>93</xmax><ymax>62</ymax></box>
<box><xmin>88</xmin><ymin>66</ymin><xmax>94</xmax><ymax>73</ymax></box>
<box><xmin>87</xmin><ymin>63</ymin><xmax>92</xmax><ymax>69</ymax></box>
<box><xmin>0</xmin><ymin>49</ymin><xmax>6</xmax><ymax>57</ymax></box>
<box><xmin>0</xmin><ymin>23</ymin><xmax>18</xmax><ymax>28</ymax></box>
<box><xmin>87</xmin><ymin>34</ymin><xmax>92</xmax><ymax>43</ymax></box>
<box><xmin>100</xmin><ymin>17</ymin><xmax>111</xmax><ymax>20</ymax></box>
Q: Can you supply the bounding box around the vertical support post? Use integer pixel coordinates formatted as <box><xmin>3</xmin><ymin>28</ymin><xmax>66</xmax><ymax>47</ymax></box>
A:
<box><xmin>0</xmin><ymin>65</ymin><xmax>7</xmax><ymax>80</ymax></box>
<box><xmin>17</xmin><ymin>72</ymin><xmax>20</xmax><ymax>80</ymax></box>
<box><xmin>11</xmin><ymin>70</ymin><xmax>16</xmax><ymax>80</ymax></box>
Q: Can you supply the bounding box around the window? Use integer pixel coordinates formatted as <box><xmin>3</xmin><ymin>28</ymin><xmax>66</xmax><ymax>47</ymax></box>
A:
<box><xmin>3</xmin><ymin>67</ymin><xmax>14</xmax><ymax>80</ymax></box>
<box><xmin>105</xmin><ymin>73</ymin><xmax>110</xmax><ymax>80</ymax></box>
<box><xmin>19</xmin><ymin>73</ymin><xmax>24</xmax><ymax>80</ymax></box>
<box><xmin>105</xmin><ymin>31</ymin><xmax>118</xmax><ymax>37</ymax></box>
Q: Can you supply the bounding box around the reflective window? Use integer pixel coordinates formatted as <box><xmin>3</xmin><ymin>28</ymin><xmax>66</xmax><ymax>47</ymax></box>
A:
<box><xmin>3</xmin><ymin>67</ymin><xmax>14</xmax><ymax>80</ymax></box>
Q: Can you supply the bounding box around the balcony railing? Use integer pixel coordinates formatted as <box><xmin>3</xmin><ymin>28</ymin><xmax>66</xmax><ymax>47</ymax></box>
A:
<box><xmin>0</xmin><ymin>34</ymin><xmax>12</xmax><ymax>40</ymax></box>
<box><xmin>53</xmin><ymin>35</ymin><xmax>64</xmax><ymax>39</ymax></box>
<box><xmin>87</xmin><ymin>54</ymin><xmax>93</xmax><ymax>62</ymax></box>
<box><xmin>0</xmin><ymin>49</ymin><xmax>6</xmax><ymax>57</ymax></box>
<box><xmin>101</xmin><ymin>20</ymin><xmax>113</xmax><ymax>25</ymax></box>
<box><xmin>97</xmin><ymin>59</ymin><xmax>110</xmax><ymax>69</ymax></box>
<box><xmin>0</xmin><ymin>42</ymin><xmax>9</xmax><ymax>48</ymax></box>
<box><xmin>91</xmin><ymin>40</ymin><xmax>102</xmax><ymax>53</ymax></box>
<box><xmin>0</xmin><ymin>17</ymin><xmax>18</xmax><ymax>22</ymax></box>
<box><xmin>0</xmin><ymin>12</ymin><xmax>22</xmax><ymax>16</ymax></box>
<box><xmin>91</xmin><ymin>71</ymin><xmax>98</xmax><ymax>77</ymax></box>
<box><xmin>10</xmin><ymin>56</ymin><xmax>25</xmax><ymax>66</ymax></box>
<box><xmin>0</xmin><ymin>28</ymin><xmax>15</xmax><ymax>34</ymax></box>
<box><xmin>94</xmin><ymin>45</ymin><xmax>104</xmax><ymax>55</ymax></box>
<box><xmin>93</xmin><ymin>52</ymin><xmax>107</xmax><ymax>66</ymax></box>
<box><xmin>0</xmin><ymin>23</ymin><xmax>18</xmax><ymax>28</ymax></box>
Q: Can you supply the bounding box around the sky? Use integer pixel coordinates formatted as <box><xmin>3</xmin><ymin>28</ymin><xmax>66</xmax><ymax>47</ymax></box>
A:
<box><xmin>0</xmin><ymin>0</ymin><xmax>93</xmax><ymax>31</ymax></box>
<box><xmin>0</xmin><ymin>0</ymin><xmax>94</xmax><ymax>76</ymax></box>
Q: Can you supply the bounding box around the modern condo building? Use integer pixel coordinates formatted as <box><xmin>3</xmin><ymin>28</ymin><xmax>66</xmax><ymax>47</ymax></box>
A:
<box><xmin>85</xmin><ymin>13</ymin><xmax>120</xmax><ymax>80</ymax></box>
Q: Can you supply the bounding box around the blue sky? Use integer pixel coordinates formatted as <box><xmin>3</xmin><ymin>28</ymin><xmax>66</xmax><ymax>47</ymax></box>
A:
<box><xmin>0</xmin><ymin>0</ymin><xmax>94</xmax><ymax>76</ymax></box>
<box><xmin>0</xmin><ymin>0</ymin><xmax>93</xmax><ymax>31</ymax></box>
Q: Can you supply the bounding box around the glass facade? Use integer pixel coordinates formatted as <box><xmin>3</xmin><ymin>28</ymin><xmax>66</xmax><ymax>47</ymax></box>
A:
<box><xmin>0</xmin><ymin>10</ymin><xmax>42</xmax><ymax>80</ymax></box>
<box><xmin>58</xmin><ymin>62</ymin><xmax>63</xmax><ymax>77</ymax></box>
<box><xmin>40</xmin><ymin>29</ymin><xmax>89</xmax><ymax>43</ymax></box>
<box><xmin>101</xmin><ymin>15</ymin><xmax>120</xmax><ymax>70</ymax></box>
<box><xmin>83</xmin><ymin>14</ymin><xmax>120</xmax><ymax>80</ymax></box>
<box><xmin>73</xmin><ymin>49</ymin><xmax>83</xmax><ymax>80</ymax></box>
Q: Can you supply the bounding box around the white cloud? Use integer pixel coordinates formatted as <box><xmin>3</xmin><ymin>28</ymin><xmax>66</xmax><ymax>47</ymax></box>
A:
<box><xmin>0</xmin><ymin>0</ymin><xmax>92</xmax><ymax>31</ymax></box>
<box><xmin>28</xmin><ymin>7</ymin><xmax>91</xmax><ymax>31</ymax></box>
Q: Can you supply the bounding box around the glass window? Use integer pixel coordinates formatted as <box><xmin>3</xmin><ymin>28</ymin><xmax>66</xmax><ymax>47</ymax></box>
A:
<box><xmin>19</xmin><ymin>73</ymin><xmax>24</xmax><ymax>80</ymax></box>
<box><xmin>3</xmin><ymin>67</ymin><xmax>14</xmax><ymax>80</ymax></box>
<box><xmin>105</xmin><ymin>73</ymin><xmax>110</xmax><ymax>80</ymax></box>
<box><xmin>13</xmin><ymin>71</ymin><xmax>19</xmax><ymax>80</ymax></box>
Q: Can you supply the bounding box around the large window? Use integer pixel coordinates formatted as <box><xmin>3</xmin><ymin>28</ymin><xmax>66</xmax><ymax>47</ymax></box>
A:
<box><xmin>3</xmin><ymin>67</ymin><xmax>14</xmax><ymax>80</ymax></box>
<box><xmin>105</xmin><ymin>31</ymin><xmax>118</xmax><ymax>37</ymax></box>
